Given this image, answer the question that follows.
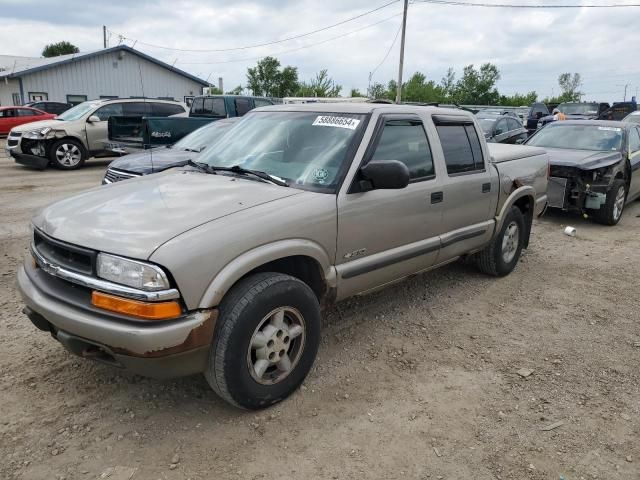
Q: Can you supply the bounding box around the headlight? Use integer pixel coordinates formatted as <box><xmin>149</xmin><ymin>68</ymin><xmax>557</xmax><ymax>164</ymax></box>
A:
<box><xmin>23</xmin><ymin>127</ymin><xmax>55</xmax><ymax>140</ymax></box>
<box><xmin>97</xmin><ymin>253</ymin><xmax>171</xmax><ymax>291</ymax></box>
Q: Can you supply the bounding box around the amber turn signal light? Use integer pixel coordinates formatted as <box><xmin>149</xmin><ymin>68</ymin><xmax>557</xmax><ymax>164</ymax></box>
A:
<box><xmin>91</xmin><ymin>291</ymin><xmax>182</xmax><ymax>320</ymax></box>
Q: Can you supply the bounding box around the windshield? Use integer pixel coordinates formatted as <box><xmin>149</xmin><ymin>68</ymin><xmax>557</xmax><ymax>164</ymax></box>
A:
<box><xmin>55</xmin><ymin>101</ymin><xmax>97</xmax><ymax>121</ymax></box>
<box><xmin>558</xmin><ymin>103</ymin><xmax>599</xmax><ymax>115</ymax></box>
<box><xmin>527</xmin><ymin>124</ymin><xmax>623</xmax><ymax>151</ymax></box>
<box><xmin>623</xmin><ymin>113</ymin><xmax>640</xmax><ymax>124</ymax></box>
<box><xmin>196</xmin><ymin>111</ymin><xmax>367</xmax><ymax>192</ymax></box>
<box><xmin>172</xmin><ymin>121</ymin><xmax>235</xmax><ymax>152</ymax></box>
<box><xmin>477</xmin><ymin>117</ymin><xmax>497</xmax><ymax>133</ymax></box>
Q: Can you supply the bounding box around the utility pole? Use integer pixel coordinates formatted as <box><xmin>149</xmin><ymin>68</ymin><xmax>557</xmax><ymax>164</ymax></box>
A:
<box><xmin>396</xmin><ymin>0</ymin><xmax>409</xmax><ymax>104</ymax></box>
<box><xmin>103</xmin><ymin>25</ymin><xmax>107</xmax><ymax>49</ymax></box>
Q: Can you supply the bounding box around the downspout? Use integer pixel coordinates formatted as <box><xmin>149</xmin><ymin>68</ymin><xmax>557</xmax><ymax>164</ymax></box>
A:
<box><xmin>18</xmin><ymin>76</ymin><xmax>25</xmax><ymax>105</ymax></box>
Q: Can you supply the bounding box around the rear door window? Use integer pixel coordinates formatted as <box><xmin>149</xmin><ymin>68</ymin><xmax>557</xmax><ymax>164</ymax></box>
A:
<box><xmin>0</xmin><ymin>109</ymin><xmax>15</xmax><ymax>117</ymax></box>
<box><xmin>122</xmin><ymin>102</ymin><xmax>151</xmax><ymax>117</ymax></box>
<box><xmin>436</xmin><ymin>123</ymin><xmax>485</xmax><ymax>175</ymax></box>
<box><xmin>370</xmin><ymin>119</ymin><xmax>434</xmax><ymax>180</ymax></box>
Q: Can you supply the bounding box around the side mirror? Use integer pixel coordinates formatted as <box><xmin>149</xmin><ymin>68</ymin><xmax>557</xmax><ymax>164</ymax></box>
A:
<box><xmin>359</xmin><ymin>160</ymin><xmax>410</xmax><ymax>191</ymax></box>
<box><xmin>87</xmin><ymin>115</ymin><xmax>101</xmax><ymax>123</ymax></box>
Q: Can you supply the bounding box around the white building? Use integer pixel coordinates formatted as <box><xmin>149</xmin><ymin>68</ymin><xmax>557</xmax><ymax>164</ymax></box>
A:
<box><xmin>0</xmin><ymin>45</ymin><xmax>209</xmax><ymax>107</ymax></box>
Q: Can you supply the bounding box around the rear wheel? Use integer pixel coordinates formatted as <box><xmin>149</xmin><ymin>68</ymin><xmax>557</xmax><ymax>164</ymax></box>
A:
<box><xmin>205</xmin><ymin>272</ymin><xmax>321</xmax><ymax>410</ymax></box>
<box><xmin>592</xmin><ymin>179</ymin><xmax>626</xmax><ymax>226</ymax></box>
<box><xmin>49</xmin><ymin>139</ymin><xmax>86</xmax><ymax>170</ymax></box>
<box><xmin>474</xmin><ymin>206</ymin><xmax>525</xmax><ymax>277</ymax></box>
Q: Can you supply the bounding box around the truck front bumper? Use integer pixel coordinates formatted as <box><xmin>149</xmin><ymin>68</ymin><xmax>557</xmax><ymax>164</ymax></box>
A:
<box><xmin>16</xmin><ymin>263</ymin><xmax>217</xmax><ymax>378</ymax></box>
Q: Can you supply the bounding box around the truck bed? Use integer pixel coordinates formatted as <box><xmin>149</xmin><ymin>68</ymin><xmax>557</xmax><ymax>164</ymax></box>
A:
<box><xmin>488</xmin><ymin>143</ymin><xmax>547</xmax><ymax>163</ymax></box>
<box><xmin>488</xmin><ymin>143</ymin><xmax>549</xmax><ymax>217</ymax></box>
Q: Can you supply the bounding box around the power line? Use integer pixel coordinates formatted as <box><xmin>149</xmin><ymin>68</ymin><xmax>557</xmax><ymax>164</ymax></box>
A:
<box><xmin>175</xmin><ymin>13</ymin><xmax>402</xmax><ymax>66</ymax></box>
<box><xmin>413</xmin><ymin>0</ymin><xmax>640</xmax><ymax>8</ymax></box>
<box><xmin>370</xmin><ymin>21</ymin><xmax>403</xmax><ymax>80</ymax></box>
<box><xmin>107</xmin><ymin>0</ymin><xmax>400</xmax><ymax>53</ymax></box>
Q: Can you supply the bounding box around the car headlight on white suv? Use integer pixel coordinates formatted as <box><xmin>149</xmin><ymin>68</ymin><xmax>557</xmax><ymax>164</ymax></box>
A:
<box><xmin>97</xmin><ymin>253</ymin><xmax>171</xmax><ymax>291</ymax></box>
<box><xmin>23</xmin><ymin>127</ymin><xmax>55</xmax><ymax>140</ymax></box>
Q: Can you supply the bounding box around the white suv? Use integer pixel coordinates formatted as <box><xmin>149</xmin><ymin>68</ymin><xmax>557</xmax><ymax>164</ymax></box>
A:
<box><xmin>6</xmin><ymin>98</ymin><xmax>187</xmax><ymax>170</ymax></box>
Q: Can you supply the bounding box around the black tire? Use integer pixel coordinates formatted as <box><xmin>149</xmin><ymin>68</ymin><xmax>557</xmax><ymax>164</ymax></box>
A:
<box><xmin>49</xmin><ymin>138</ymin><xmax>86</xmax><ymax>170</ymax></box>
<box><xmin>205</xmin><ymin>272</ymin><xmax>321</xmax><ymax>410</ymax></box>
<box><xmin>475</xmin><ymin>206</ymin><xmax>525</xmax><ymax>277</ymax></box>
<box><xmin>592</xmin><ymin>179</ymin><xmax>626</xmax><ymax>226</ymax></box>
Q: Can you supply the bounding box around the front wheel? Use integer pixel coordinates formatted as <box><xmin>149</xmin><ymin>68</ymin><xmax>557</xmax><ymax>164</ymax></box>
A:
<box><xmin>49</xmin><ymin>139</ymin><xmax>86</xmax><ymax>170</ymax></box>
<box><xmin>474</xmin><ymin>206</ymin><xmax>525</xmax><ymax>277</ymax></box>
<box><xmin>592</xmin><ymin>179</ymin><xmax>626</xmax><ymax>226</ymax></box>
<box><xmin>205</xmin><ymin>272</ymin><xmax>321</xmax><ymax>410</ymax></box>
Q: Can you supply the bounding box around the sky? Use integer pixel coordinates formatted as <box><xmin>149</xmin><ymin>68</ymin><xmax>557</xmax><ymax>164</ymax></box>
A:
<box><xmin>0</xmin><ymin>0</ymin><xmax>639</xmax><ymax>103</ymax></box>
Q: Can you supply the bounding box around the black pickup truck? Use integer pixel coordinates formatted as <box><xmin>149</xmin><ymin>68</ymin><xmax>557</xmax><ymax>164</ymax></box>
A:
<box><xmin>107</xmin><ymin>95</ymin><xmax>275</xmax><ymax>153</ymax></box>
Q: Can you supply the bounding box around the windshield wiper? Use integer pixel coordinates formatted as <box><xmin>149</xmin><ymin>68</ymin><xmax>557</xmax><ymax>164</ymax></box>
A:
<box><xmin>186</xmin><ymin>159</ymin><xmax>216</xmax><ymax>173</ymax></box>
<box><xmin>208</xmin><ymin>165</ymin><xmax>289</xmax><ymax>187</ymax></box>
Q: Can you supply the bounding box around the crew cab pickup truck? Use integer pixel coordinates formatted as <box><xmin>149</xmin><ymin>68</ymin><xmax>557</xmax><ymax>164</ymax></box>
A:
<box><xmin>17</xmin><ymin>104</ymin><xmax>549</xmax><ymax>410</ymax></box>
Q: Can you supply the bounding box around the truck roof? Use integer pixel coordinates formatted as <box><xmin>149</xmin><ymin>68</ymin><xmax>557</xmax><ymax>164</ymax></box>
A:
<box><xmin>253</xmin><ymin>102</ymin><xmax>470</xmax><ymax>117</ymax></box>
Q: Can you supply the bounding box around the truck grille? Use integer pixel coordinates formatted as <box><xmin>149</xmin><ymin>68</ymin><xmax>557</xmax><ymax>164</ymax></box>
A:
<box><xmin>33</xmin><ymin>230</ymin><xmax>95</xmax><ymax>275</ymax></box>
<box><xmin>548</xmin><ymin>177</ymin><xmax>568</xmax><ymax>209</ymax></box>
<box><xmin>103</xmin><ymin>168</ymin><xmax>141</xmax><ymax>184</ymax></box>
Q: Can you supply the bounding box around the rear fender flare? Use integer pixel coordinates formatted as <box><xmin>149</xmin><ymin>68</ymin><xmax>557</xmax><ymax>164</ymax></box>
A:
<box><xmin>198</xmin><ymin>239</ymin><xmax>336</xmax><ymax>309</ymax></box>
<box><xmin>495</xmin><ymin>186</ymin><xmax>536</xmax><ymax>235</ymax></box>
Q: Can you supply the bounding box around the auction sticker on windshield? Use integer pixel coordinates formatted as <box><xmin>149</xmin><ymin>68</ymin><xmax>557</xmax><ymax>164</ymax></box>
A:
<box><xmin>312</xmin><ymin>115</ymin><xmax>361</xmax><ymax>130</ymax></box>
<box><xmin>598</xmin><ymin>127</ymin><xmax>622</xmax><ymax>132</ymax></box>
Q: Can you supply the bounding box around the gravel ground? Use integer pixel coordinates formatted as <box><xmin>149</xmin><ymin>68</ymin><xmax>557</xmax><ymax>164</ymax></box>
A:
<box><xmin>1</xmin><ymin>140</ymin><xmax>639</xmax><ymax>480</ymax></box>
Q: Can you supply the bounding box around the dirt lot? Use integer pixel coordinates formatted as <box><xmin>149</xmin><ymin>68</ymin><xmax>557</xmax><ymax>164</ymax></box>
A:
<box><xmin>1</xmin><ymin>139</ymin><xmax>639</xmax><ymax>480</ymax></box>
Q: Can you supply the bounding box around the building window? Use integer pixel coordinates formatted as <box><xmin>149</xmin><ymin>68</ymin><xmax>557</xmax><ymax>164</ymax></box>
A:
<box><xmin>66</xmin><ymin>94</ymin><xmax>88</xmax><ymax>106</ymax></box>
<box><xmin>12</xmin><ymin>93</ymin><xmax>22</xmax><ymax>105</ymax></box>
<box><xmin>28</xmin><ymin>92</ymin><xmax>48</xmax><ymax>102</ymax></box>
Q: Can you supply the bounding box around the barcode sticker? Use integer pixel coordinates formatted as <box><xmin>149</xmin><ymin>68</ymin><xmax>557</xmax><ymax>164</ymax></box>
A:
<box><xmin>312</xmin><ymin>115</ymin><xmax>361</xmax><ymax>130</ymax></box>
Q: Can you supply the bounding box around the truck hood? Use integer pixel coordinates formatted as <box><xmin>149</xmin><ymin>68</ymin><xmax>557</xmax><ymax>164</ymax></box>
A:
<box><xmin>545</xmin><ymin>147</ymin><xmax>623</xmax><ymax>170</ymax></box>
<box><xmin>33</xmin><ymin>170</ymin><xmax>304</xmax><ymax>259</ymax></box>
<box><xmin>11</xmin><ymin>119</ymin><xmax>65</xmax><ymax>133</ymax></box>
<box><xmin>107</xmin><ymin>148</ymin><xmax>195</xmax><ymax>175</ymax></box>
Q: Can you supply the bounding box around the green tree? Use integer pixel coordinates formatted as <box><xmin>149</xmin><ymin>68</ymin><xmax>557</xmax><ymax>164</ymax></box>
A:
<box><xmin>350</xmin><ymin>88</ymin><xmax>365</xmax><ymax>97</ymax></box>
<box><xmin>42</xmin><ymin>41</ymin><xmax>79</xmax><ymax>58</ymax></box>
<box><xmin>246</xmin><ymin>57</ymin><xmax>299</xmax><ymax>97</ymax></box>
<box><xmin>403</xmin><ymin>72</ymin><xmax>446</xmax><ymax>103</ymax></box>
<box><xmin>440</xmin><ymin>67</ymin><xmax>456</xmax><ymax>101</ymax></box>
<box><xmin>557</xmin><ymin>73</ymin><xmax>582</xmax><ymax>102</ymax></box>
<box><xmin>368</xmin><ymin>82</ymin><xmax>389</xmax><ymax>100</ymax></box>
<box><xmin>226</xmin><ymin>85</ymin><xmax>244</xmax><ymax>95</ymax></box>
<box><xmin>499</xmin><ymin>91</ymin><xmax>538</xmax><ymax>106</ymax></box>
<box><xmin>207</xmin><ymin>86</ymin><xmax>223</xmax><ymax>95</ymax></box>
<box><xmin>454</xmin><ymin>63</ymin><xmax>501</xmax><ymax>105</ymax></box>
<box><xmin>296</xmin><ymin>69</ymin><xmax>342</xmax><ymax>97</ymax></box>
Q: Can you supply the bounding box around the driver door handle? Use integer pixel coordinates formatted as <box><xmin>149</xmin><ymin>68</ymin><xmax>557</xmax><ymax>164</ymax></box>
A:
<box><xmin>431</xmin><ymin>191</ymin><xmax>443</xmax><ymax>204</ymax></box>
